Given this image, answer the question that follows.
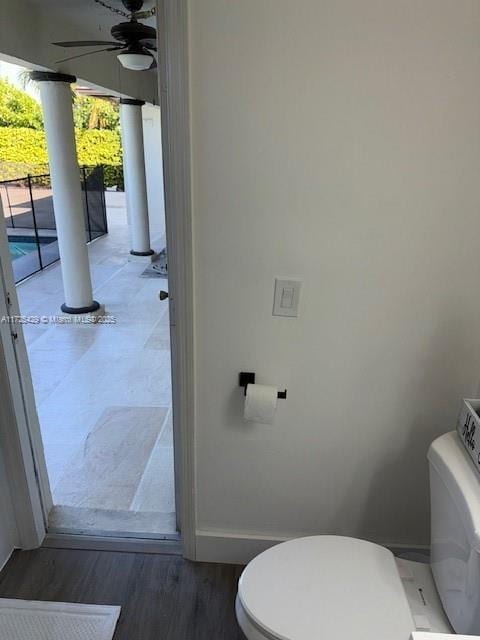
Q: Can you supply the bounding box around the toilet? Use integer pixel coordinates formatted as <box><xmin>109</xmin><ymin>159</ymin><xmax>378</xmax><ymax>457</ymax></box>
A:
<box><xmin>236</xmin><ymin>431</ymin><xmax>480</xmax><ymax>640</ymax></box>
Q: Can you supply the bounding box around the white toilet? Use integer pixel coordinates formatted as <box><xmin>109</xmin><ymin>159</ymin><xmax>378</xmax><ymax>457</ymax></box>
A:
<box><xmin>236</xmin><ymin>431</ymin><xmax>480</xmax><ymax>640</ymax></box>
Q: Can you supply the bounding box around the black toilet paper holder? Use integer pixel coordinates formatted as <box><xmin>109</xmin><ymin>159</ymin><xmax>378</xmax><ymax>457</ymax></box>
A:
<box><xmin>239</xmin><ymin>372</ymin><xmax>287</xmax><ymax>399</ymax></box>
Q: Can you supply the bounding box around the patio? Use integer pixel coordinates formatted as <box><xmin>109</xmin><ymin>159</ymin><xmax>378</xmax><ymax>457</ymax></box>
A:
<box><xmin>15</xmin><ymin>192</ymin><xmax>176</xmax><ymax>538</ymax></box>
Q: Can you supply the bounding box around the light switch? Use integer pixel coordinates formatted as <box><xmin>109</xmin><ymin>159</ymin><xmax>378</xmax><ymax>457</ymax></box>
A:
<box><xmin>281</xmin><ymin>287</ymin><xmax>295</xmax><ymax>309</ymax></box>
<box><xmin>273</xmin><ymin>279</ymin><xmax>302</xmax><ymax>317</ymax></box>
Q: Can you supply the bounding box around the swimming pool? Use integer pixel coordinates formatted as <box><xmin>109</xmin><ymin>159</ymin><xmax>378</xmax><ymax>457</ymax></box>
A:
<box><xmin>8</xmin><ymin>236</ymin><xmax>56</xmax><ymax>261</ymax></box>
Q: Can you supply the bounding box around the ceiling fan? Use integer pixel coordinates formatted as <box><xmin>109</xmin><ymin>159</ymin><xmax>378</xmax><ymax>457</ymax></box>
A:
<box><xmin>52</xmin><ymin>0</ymin><xmax>157</xmax><ymax>71</ymax></box>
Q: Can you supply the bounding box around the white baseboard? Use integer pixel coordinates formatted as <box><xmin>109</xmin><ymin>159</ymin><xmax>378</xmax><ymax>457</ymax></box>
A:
<box><xmin>195</xmin><ymin>529</ymin><xmax>430</xmax><ymax>565</ymax></box>
<box><xmin>195</xmin><ymin>529</ymin><xmax>298</xmax><ymax>564</ymax></box>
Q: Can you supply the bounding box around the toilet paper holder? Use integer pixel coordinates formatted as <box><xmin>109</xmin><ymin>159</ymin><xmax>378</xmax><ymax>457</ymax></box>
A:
<box><xmin>239</xmin><ymin>372</ymin><xmax>287</xmax><ymax>399</ymax></box>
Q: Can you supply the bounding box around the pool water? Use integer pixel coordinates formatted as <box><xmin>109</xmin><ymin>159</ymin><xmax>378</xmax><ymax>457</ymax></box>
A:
<box><xmin>8</xmin><ymin>237</ymin><xmax>56</xmax><ymax>261</ymax></box>
<box><xmin>9</xmin><ymin>241</ymin><xmax>39</xmax><ymax>260</ymax></box>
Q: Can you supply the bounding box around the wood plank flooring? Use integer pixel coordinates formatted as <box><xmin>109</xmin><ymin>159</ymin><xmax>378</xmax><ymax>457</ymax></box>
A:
<box><xmin>0</xmin><ymin>548</ymin><xmax>245</xmax><ymax>639</ymax></box>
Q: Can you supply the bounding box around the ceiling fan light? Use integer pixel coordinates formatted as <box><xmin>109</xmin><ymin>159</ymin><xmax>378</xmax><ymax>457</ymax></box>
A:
<box><xmin>117</xmin><ymin>52</ymin><xmax>152</xmax><ymax>71</ymax></box>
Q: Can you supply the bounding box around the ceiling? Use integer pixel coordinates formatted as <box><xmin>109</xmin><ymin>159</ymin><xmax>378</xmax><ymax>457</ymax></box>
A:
<box><xmin>1</xmin><ymin>0</ymin><xmax>159</xmax><ymax>103</ymax></box>
<box><xmin>26</xmin><ymin>0</ymin><xmax>157</xmax><ymax>37</ymax></box>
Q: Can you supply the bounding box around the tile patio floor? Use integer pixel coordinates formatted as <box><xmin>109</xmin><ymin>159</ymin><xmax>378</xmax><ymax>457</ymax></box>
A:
<box><xmin>15</xmin><ymin>194</ymin><xmax>176</xmax><ymax>538</ymax></box>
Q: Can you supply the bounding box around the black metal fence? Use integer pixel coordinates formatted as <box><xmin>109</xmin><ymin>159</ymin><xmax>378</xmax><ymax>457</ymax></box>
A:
<box><xmin>0</xmin><ymin>165</ymin><xmax>108</xmax><ymax>284</ymax></box>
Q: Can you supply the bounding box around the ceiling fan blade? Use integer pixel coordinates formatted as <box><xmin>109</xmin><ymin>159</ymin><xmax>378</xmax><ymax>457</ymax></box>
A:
<box><xmin>56</xmin><ymin>46</ymin><xmax>124</xmax><ymax>64</ymax></box>
<box><xmin>139</xmin><ymin>40</ymin><xmax>157</xmax><ymax>51</ymax></box>
<box><xmin>53</xmin><ymin>40</ymin><xmax>121</xmax><ymax>48</ymax></box>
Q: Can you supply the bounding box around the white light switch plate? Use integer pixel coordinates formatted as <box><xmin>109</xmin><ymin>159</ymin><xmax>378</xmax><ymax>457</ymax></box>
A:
<box><xmin>273</xmin><ymin>278</ymin><xmax>302</xmax><ymax>317</ymax></box>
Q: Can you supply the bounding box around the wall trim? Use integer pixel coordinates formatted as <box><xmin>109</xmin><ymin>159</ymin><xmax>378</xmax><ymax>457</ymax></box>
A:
<box><xmin>196</xmin><ymin>529</ymin><xmax>300</xmax><ymax>565</ymax></box>
<box><xmin>157</xmin><ymin>0</ymin><xmax>197</xmax><ymax>560</ymax></box>
<box><xmin>195</xmin><ymin>529</ymin><xmax>430</xmax><ymax>565</ymax></box>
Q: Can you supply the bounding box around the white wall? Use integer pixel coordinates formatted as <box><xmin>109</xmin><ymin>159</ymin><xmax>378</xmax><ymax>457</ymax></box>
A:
<box><xmin>142</xmin><ymin>104</ymin><xmax>166</xmax><ymax>238</ymax></box>
<box><xmin>189</xmin><ymin>0</ymin><xmax>480</xmax><ymax>556</ymax></box>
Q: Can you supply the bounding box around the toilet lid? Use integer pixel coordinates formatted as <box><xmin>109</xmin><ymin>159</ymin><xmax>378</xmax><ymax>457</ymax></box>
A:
<box><xmin>237</xmin><ymin>536</ymin><xmax>414</xmax><ymax>640</ymax></box>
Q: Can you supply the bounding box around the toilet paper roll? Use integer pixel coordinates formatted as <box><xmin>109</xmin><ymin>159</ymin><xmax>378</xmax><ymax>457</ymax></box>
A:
<box><xmin>244</xmin><ymin>384</ymin><xmax>278</xmax><ymax>425</ymax></box>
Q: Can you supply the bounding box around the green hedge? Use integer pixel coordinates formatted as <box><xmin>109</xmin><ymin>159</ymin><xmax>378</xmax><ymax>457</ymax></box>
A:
<box><xmin>0</xmin><ymin>127</ymin><xmax>123</xmax><ymax>188</ymax></box>
<box><xmin>0</xmin><ymin>128</ymin><xmax>47</xmax><ymax>165</ymax></box>
<box><xmin>103</xmin><ymin>165</ymin><xmax>124</xmax><ymax>190</ymax></box>
<box><xmin>76</xmin><ymin>129</ymin><xmax>122</xmax><ymax>166</ymax></box>
<box><xmin>0</xmin><ymin>79</ymin><xmax>43</xmax><ymax>130</ymax></box>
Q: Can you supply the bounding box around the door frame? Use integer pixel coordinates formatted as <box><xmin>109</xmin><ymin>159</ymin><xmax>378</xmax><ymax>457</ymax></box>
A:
<box><xmin>0</xmin><ymin>197</ymin><xmax>50</xmax><ymax>550</ymax></box>
<box><xmin>0</xmin><ymin>0</ymin><xmax>197</xmax><ymax>559</ymax></box>
<box><xmin>157</xmin><ymin>0</ymin><xmax>196</xmax><ymax>559</ymax></box>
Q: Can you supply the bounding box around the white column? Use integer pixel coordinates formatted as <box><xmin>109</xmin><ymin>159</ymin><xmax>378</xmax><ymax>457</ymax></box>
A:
<box><xmin>31</xmin><ymin>71</ymin><xmax>100</xmax><ymax>314</ymax></box>
<box><xmin>120</xmin><ymin>99</ymin><xmax>154</xmax><ymax>257</ymax></box>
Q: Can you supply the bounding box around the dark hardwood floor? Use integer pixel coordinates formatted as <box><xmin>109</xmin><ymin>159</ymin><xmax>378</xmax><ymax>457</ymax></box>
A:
<box><xmin>0</xmin><ymin>548</ymin><xmax>246</xmax><ymax>639</ymax></box>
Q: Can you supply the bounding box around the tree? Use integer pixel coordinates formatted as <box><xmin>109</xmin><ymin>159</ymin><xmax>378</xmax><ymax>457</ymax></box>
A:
<box><xmin>73</xmin><ymin>95</ymin><xmax>120</xmax><ymax>131</ymax></box>
<box><xmin>0</xmin><ymin>79</ymin><xmax>43</xmax><ymax>129</ymax></box>
<box><xmin>0</xmin><ymin>79</ymin><xmax>123</xmax><ymax>186</ymax></box>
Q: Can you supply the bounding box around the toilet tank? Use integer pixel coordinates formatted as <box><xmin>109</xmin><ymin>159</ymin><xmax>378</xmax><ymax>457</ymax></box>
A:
<box><xmin>428</xmin><ymin>431</ymin><xmax>480</xmax><ymax>635</ymax></box>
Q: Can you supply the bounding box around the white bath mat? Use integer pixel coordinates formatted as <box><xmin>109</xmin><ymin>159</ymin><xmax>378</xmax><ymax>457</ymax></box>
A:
<box><xmin>0</xmin><ymin>598</ymin><xmax>120</xmax><ymax>640</ymax></box>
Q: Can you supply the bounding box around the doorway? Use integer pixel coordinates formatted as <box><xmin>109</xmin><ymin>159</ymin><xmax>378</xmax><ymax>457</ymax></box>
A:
<box><xmin>0</xmin><ymin>65</ymin><xmax>176</xmax><ymax>541</ymax></box>
<box><xmin>16</xmin><ymin>195</ymin><xmax>175</xmax><ymax>539</ymax></box>
<box><xmin>0</xmin><ymin>0</ymin><xmax>195</xmax><ymax>558</ymax></box>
